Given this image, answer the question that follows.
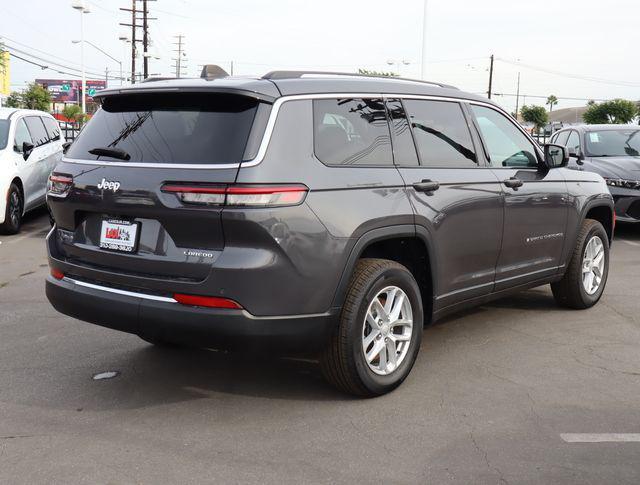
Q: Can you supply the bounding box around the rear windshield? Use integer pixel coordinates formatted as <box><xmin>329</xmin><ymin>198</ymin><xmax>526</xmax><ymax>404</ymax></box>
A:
<box><xmin>66</xmin><ymin>93</ymin><xmax>262</xmax><ymax>164</ymax></box>
<box><xmin>0</xmin><ymin>120</ymin><xmax>8</xmax><ymax>150</ymax></box>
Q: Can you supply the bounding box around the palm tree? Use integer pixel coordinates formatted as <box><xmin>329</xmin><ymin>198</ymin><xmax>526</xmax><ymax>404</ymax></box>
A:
<box><xmin>546</xmin><ymin>95</ymin><xmax>558</xmax><ymax>113</ymax></box>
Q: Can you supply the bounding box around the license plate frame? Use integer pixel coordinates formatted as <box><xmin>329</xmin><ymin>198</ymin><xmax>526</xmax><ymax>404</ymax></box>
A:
<box><xmin>99</xmin><ymin>218</ymin><xmax>140</xmax><ymax>254</ymax></box>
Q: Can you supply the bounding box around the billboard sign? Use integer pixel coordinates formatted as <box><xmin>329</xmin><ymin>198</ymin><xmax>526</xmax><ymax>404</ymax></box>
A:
<box><xmin>0</xmin><ymin>52</ymin><xmax>10</xmax><ymax>96</ymax></box>
<box><xmin>35</xmin><ymin>79</ymin><xmax>107</xmax><ymax>103</ymax></box>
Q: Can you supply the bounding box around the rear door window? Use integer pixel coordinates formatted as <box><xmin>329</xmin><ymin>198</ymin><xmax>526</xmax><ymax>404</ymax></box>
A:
<box><xmin>42</xmin><ymin>116</ymin><xmax>61</xmax><ymax>142</ymax></box>
<box><xmin>24</xmin><ymin>116</ymin><xmax>49</xmax><ymax>147</ymax></box>
<box><xmin>66</xmin><ymin>93</ymin><xmax>263</xmax><ymax>164</ymax></box>
<box><xmin>313</xmin><ymin>98</ymin><xmax>393</xmax><ymax>166</ymax></box>
<box><xmin>403</xmin><ymin>99</ymin><xmax>477</xmax><ymax>167</ymax></box>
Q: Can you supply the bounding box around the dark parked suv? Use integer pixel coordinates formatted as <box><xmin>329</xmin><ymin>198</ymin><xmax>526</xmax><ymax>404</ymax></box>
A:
<box><xmin>46</xmin><ymin>70</ymin><xmax>614</xmax><ymax>396</ymax></box>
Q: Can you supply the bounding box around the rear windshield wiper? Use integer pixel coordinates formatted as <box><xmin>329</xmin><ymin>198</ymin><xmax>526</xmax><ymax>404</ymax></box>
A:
<box><xmin>88</xmin><ymin>147</ymin><xmax>131</xmax><ymax>161</ymax></box>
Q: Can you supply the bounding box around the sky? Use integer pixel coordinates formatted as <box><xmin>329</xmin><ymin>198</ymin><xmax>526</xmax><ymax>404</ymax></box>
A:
<box><xmin>1</xmin><ymin>0</ymin><xmax>639</xmax><ymax>114</ymax></box>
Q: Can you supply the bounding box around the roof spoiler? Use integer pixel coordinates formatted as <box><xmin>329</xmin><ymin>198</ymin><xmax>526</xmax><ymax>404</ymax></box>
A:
<box><xmin>201</xmin><ymin>65</ymin><xmax>229</xmax><ymax>80</ymax></box>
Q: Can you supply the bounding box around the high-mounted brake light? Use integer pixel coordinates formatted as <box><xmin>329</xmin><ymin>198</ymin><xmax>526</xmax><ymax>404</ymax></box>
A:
<box><xmin>48</xmin><ymin>174</ymin><xmax>74</xmax><ymax>198</ymax></box>
<box><xmin>173</xmin><ymin>293</ymin><xmax>243</xmax><ymax>309</ymax></box>
<box><xmin>161</xmin><ymin>184</ymin><xmax>308</xmax><ymax>207</ymax></box>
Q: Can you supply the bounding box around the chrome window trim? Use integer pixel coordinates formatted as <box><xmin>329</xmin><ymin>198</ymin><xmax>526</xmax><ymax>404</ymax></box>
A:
<box><xmin>65</xmin><ymin>277</ymin><xmax>177</xmax><ymax>303</ymax></box>
<box><xmin>61</xmin><ymin>92</ymin><xmax>519</xmax><ymax>169</ymax></box>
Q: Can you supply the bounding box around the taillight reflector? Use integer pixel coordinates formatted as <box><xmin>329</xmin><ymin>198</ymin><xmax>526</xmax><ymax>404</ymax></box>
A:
<box><xmin>50</xmin><ymin>268</ymin><xmax>64</xmax><ymax>280</ymax></box>
<box><xmin>173</xmin><ymin>293</ymin><xmax>242</xmax><ymax>309</ymax></box>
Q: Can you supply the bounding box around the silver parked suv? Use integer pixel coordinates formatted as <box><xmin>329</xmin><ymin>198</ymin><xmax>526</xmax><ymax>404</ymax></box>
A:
<box><xmin>46</xmin><ymin>69</ymin><xmax>614</xmax><ymax>396</ymax></box>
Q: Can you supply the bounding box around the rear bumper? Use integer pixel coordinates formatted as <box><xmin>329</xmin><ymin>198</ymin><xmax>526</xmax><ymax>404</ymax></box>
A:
<box><xmin>45</xmin><ymin>275</ymin><xmax>337</xmax><ymax>352</ymax></box>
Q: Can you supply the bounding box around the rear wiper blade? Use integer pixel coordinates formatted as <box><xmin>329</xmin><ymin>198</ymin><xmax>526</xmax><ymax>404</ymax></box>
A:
<box><xmin>88</xmin><ymin>147</ymin><xmax>131</xmax><ymax>161</ymax></box>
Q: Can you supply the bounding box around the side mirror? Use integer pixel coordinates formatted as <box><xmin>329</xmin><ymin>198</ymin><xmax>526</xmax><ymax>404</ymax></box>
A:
<box><xmin>62</xmin><ymin>141</ymin><xmax>72</xmax><ymax>154</ymax></box>
<box><xmin>22</xmin><ymin>141</ymin><xmax>34</xmax><ymax>161</ymax></box>
<box><xmin>543</xmin><ymin>143</ymin><xmax>569</xmax><ymax>169</ymax></box>
<box><xmin>568</xmin><ymin>146</ymin><xmax>584</xmax><ymax>164</ymax></box>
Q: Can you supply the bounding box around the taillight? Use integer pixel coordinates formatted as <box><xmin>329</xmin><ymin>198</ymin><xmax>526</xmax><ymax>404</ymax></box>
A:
<box><xmin>161</xmin><ymin>184</ymin><xmax>308</xmax><ymax>207</ymax></box>
<box><xmin>226</xmin><ymin>185</ymin><xmax>308</xmax><ymax>206</ymax></box>
<box><xmin>161</xmin><ymin>184</ymin><xmax>226</xmax><ymax>205</ymax></box>
<box><xmin>173</xmin><ymin>293</ymin><xmax>242</xmax><ymax>309</ymax></box>
<box><xmin>48</xmin><ymin>174</ymin><xmax>73</xmax><ymax>198</ymax></box>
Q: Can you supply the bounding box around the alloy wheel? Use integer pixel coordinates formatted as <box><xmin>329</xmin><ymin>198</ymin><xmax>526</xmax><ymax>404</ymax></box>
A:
<box><xmin>362</xmin><ymin>286</ymin><xmax>413</xmax><ymax>376</ymax></box>
<box><xmin>582</xmin><ymin>235</ymin><xmax>605</xmax><ymax>295</ymax></box>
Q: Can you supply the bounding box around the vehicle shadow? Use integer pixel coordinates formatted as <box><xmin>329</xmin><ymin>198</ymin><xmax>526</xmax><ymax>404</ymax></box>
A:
<box><xmin>67</xmin><ymin>342</ymin><xmax>352</xmax><ymax>408</ymax></box>
<box><xmin>615</xmin><ymin>223</ymin><xmax>640</xmax><ymax>241</ymax></box>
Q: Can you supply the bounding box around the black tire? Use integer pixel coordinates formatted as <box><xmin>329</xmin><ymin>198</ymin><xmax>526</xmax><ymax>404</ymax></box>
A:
<box><xmin>551</xmin><ymin>219</ymin><xmax>609</xmax><ymax>309</ymax></box>
<box><xmin>0</xmin><ymin>183</ymin><xmax>23</xmax><ymax>235</ymax></box>
<box><xmin>320</xmin><ymin>258</ymin><xmax>423</xmax><ymax>397</ymax></box>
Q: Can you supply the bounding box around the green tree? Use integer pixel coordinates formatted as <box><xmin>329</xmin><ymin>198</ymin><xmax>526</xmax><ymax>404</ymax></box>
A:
<box><xmin>21</xmin><ymin>83</ymin><xmax>51</xmax><ymax>111</ymax></box>
<box><xmin>520</xmin><ymin>105</ymin><xmax>548</xmax><ymax>132</ymax></box>
<box><xmin>546</xmin><ymin>95</ymin><xmax>558</xmax><ymax>113</ymax></box>
<box><xmin>583</xmin><ymin>99</ymin><xmax>638</xmax><ymax>124</ymax></box>
<box><xmin>62</xmin><ymin>104</ymin><xmax>82</xmax><ymax>122</ymax></box>
<box><xmin>4</xmin><ymin>91</ymin><xmax>23</xmax><ymax>108</ymax></box>
<box><xmin>358</xmin><ymin>68</ymin><xmax>398</xmax><ymax>78</ymax></box>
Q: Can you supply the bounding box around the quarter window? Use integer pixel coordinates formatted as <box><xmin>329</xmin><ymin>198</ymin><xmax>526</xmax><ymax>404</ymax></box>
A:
<box><xmin>313</xmin><ymin>98</ymin><xmax>393</xmax><ymax>166</ymax></box>
<box><xmin>42</xmin><ymin>117</ymin><xmax>61</xmax><ymax>141</ymax></box>
<box><xmin>24</xmin><ymin>116</ymin><xmax>49</xmax><ymax>147</ymax></box>
<box><xmin>13</xmin><ymin>119</ymin><xmax>33</xmax><ymax>152</ymax></box>
<box><xmin>471</xmin><ymin>105</ymin><xmax>538</xmax><ymax>168</ymax></box>
<box><xmin>403</xmin><ymin>99</ymin><xmax>477</xmax><ymax>168</ymax></box>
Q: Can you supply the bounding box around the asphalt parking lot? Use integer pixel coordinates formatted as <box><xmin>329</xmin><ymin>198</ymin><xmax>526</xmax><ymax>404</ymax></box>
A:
<box><xmin>1</xmin><ymin>210</ymin><xmax>639</xmax><ymax>484</ymax></box>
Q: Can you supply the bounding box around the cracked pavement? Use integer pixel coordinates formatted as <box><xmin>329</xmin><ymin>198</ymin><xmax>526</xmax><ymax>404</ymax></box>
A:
<box><xmin>1</xmin><ymin>209</ymin><xmax>639</xmax><ymax>484</ymax></box>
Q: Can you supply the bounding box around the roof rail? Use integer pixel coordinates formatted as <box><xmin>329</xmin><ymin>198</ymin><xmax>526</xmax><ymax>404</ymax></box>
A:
<box><xmin>261</xmin><ymin>70</ymin><xmax>458</xmax><ymax>90</ymax></box>
<box><xmin>140</xmin><ymin>77</ymin><xmax>176</xmax><ymax>83</ymax></box>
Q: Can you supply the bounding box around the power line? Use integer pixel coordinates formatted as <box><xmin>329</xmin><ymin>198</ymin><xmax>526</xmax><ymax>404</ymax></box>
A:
<box><xmin>2</xmin><ymin>36</ymin><xmax>103</xmax><ymax>72</ymax></box>
<box><xmin>9</xmin><ymin>51</ymin><xmax>122</xmax><ymax>81</ymax></box>
<box><xmin>7</xmin><ymin>45</ymin><xmax>120</xmax><ymax>80</ymax></box>
<box><xmin>497</xmin><ymin>57</ymin><xmax>640</xmax><ymax>88</ymax></box>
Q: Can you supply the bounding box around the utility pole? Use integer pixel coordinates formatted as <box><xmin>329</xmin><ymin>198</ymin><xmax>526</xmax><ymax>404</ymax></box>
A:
<box><xmin>487</xmin><ymin>54</ymin><xmax>494</xmax><ymax>99</ymax></box>
<box><xmin>172</xmin><ymin>35</ymin><xmax>186</xmax><ymax>78</ymax></box>
<box><xmin>120</xmin><ymin>0</ymin><xmax>156</xmax><ymax>83</ymax></box>
<box><xmin>514</xmin><ymin>71</ymin><xmax>521</xmax><ymax>119</ymax></box>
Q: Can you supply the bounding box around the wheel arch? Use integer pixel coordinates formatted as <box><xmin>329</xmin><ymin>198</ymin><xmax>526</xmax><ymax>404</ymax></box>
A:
<box><xmin>9</xmin><ymin>177</ymin><xmax>25</xmax><ymax>215</ymax></box>
<box><xmin>582</xmin><ymin>199</ymin><xmax>614</xmax><ymax>243</ymax></box>
<box><xmin>331</xmin><ymin>225</ymin><xmax>437</xmax><ymax>323</ymax></box>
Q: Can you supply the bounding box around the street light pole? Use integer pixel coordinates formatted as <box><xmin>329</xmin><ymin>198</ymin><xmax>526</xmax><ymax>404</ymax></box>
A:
<box><xmin>515</xmin><ymin>71</ymin><xmax>521</xmax><ymax>119</ymax></box>
<box><xmin>72</xmin><ymin>1</ymin><xmax>90</xmax><ymax>114</ymax></box>
<box><xmin>421</xmin><ymin>0</ymin><xmax>428</xmax><ymax>79</ymax></box>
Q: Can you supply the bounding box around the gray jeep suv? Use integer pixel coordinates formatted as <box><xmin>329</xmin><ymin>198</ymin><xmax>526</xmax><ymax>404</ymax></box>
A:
<box><xmin>46</xmin><ymin>70</ymin><xmax>614</xmax><ymax>396</ymax></box>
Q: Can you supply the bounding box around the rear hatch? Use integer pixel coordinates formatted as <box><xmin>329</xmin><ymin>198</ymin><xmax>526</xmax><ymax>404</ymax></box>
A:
<box><xmin>49</xmin><ymin>91</ymin><xmax>272</xmax><ymax>284</ymax></box>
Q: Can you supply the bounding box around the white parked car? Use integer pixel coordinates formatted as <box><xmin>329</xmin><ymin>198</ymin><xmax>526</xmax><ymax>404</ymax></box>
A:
<box><xmin>0</xmin><ymin>108</ymin><xmax>63</xmax><ymax>234</ymax></box>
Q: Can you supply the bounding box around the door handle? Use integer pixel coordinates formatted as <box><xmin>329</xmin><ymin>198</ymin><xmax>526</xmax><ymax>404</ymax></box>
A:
<box><xmin>412</xmin><ymin>179</ymin><xmax>440</xmax><ymax>193</ymax></box>
<box><xmin>503</xmin><ymin>177</ymin><xmax>523</xmax><ymax>189</ymax></box>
